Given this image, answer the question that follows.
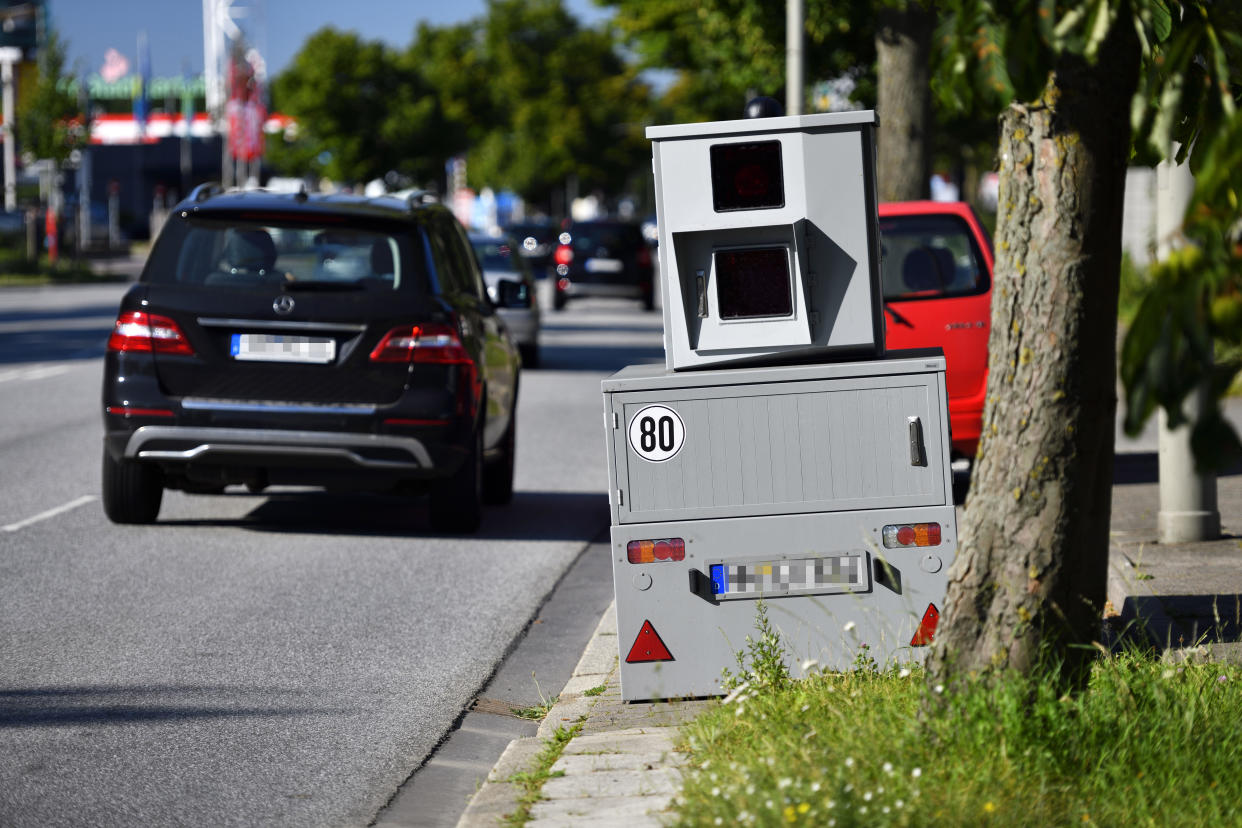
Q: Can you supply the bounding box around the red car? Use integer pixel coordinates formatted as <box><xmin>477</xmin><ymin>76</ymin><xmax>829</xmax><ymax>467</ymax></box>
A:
<box><xmin>878</xmin><ymin>201</ymin><xmax>994</xmax><ymax>471</ymax></box>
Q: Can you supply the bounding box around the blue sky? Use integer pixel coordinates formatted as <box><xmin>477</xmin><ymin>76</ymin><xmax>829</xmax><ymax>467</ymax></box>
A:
<box><xmin>52</xmin><ymin>0</ymin><xmax>613</xmax><ymax>79</ymax></box>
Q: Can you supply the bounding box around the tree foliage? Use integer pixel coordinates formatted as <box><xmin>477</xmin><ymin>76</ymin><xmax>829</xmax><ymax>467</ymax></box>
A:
<box><xmin>17</xmin><ymin>32</ymin><xmax>83</xmax><ymax>165</ymax></box>
<box><xmin>416</xmin><ymin>0</ymin><xmax>651</xmax><ymax>204</ymax></box>
<box><xmin>268</xmin><ymin>27</ymin><xmax>450</xmax><ymax>185</ymax></box>
<box><xmin>604</xmin><ymin>0</ymin><xmax>876</xmax><ymax>122</ymax></box>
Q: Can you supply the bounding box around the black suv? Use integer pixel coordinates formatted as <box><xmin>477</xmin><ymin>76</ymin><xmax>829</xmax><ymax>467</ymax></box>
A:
<box><xmin>552</xmin><ymin>220</ymin><xmax>655</xmax><ymax>311</ymax></box>
<box><xmin>101</xmin><ymin>186</ymin><xmax>520</xmax><ymax>532</ymax></box>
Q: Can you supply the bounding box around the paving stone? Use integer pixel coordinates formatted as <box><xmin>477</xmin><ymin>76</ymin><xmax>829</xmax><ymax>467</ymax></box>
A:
<box><xmin>529</xmin><ymin>793</ymin><xmax>675</xmax><ymax>821</ymax></box>
<box><xmin>551</xmin><ymin>751</ymin><xmax>688</xmax><ymax>775</ymax></box>
<box><xmin>561</xmin><ymin>728</ymin><xmax>679</xmax><ymax>756</ymax></box>
<box><xmin>540</xmin><ymin>767</ymin><xmax>682</xmax><ymax>798</ymax></box>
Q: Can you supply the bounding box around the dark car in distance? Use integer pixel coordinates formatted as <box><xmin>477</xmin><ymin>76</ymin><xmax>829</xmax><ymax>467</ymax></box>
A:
<box><xmin>101</xmin><ymin>186</ymin><xmax>520</xmax><ymax>532</ymax></box>
<box><xmin>552</xmin><ymin>220</ymin><xmax>655</xmax><ymax>311</ymax></box>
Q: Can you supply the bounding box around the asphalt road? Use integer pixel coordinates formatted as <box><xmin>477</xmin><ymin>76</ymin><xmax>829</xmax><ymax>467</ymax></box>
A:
<box><xmin>0</xmin><ymin>282</ymin><xmax>664</xmax><ymax>826</ymax></box>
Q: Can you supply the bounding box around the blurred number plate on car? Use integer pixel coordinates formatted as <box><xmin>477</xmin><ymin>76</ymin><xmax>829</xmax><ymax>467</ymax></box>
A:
<box><xmin>707</xmin><ymin>553</ymin><xmax>868</xmax><ymax>601</ymax></box>
<box><xmin>231</xmin><ymin>333</ymin><xmax>335</xmax><ymax>363</ymax></box>
<box><xmin>584</xmin><ymin>257</ymin><xmax>624</xmax><ymax>273</ymax></box>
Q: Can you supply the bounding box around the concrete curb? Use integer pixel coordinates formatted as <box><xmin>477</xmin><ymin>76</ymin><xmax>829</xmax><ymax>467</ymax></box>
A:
<box><xmin>457</xmin><ymin>603</ymin><xmax>621</xmax><ymax>827</ymax></box>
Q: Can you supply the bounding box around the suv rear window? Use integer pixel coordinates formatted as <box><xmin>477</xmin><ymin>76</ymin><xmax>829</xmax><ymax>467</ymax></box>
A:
<box><xmin>879</xmin><ymin>214</ymin><xmax>989</xmax><ymax>301</ymax></box>
<box><xmin>566</xmin><ymin>223</ymin><xmax>643</xmax><ymax>255</ymax></box>
<box><xmin>143</xmin><ymin>215</ymin><xmax>429</xmax><ymax>292</ymax></box>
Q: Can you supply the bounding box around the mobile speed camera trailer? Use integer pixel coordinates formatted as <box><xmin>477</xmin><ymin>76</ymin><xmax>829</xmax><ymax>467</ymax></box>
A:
<box><xmin>603</xmin><ymin>109</ymin><xmax>958</xmax><ymax>701</ymax></box>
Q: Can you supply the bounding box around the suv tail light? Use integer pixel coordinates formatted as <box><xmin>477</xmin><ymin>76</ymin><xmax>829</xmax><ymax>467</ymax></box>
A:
<box><xmin>636</xmin><ymin>246</ymin><xmax>652</xmax><ymax>268</ymax></box>
<box><xmin>370</xmin><ymin>323</ymin><xmax>480</xmax><ymax>416</ymax></box>
<box><xmin>107</xmin><ymin>311</ymin><xmax>195</xmax><ymax>355</ymax></box>
<box><xmin>554</xmin><ymin>244</ymin><xmax>573</xmax><ymax>266</ymax></box>
<box><xmin>370</xmin><ymin>323</ymin><xmax>472</xmax><ymax>364</ymax></box>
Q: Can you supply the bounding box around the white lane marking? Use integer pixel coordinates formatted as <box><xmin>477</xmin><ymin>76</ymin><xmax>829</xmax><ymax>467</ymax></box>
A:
<box><xmin>0</xmin><ymin>364</ymin><xmax>73</xmax><ymax>384</ymax></box>
<box><xmin>3</xmin><ymin>495</ymin><xmax>98</xmax><ymax>533</ymax></box>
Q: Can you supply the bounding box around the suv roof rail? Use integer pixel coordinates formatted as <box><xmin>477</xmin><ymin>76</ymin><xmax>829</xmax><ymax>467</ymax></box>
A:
<box><xmin>189</xmin><ymin>182</ymin><xmax>224</xmax><ymax>203</ymax></box>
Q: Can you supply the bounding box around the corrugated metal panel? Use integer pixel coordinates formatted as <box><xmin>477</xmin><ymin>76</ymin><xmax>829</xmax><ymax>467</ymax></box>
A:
<box><xmin>613</xmin><ymin>375</ymin><xmax>944</xmax><ymax>523</ymax></box>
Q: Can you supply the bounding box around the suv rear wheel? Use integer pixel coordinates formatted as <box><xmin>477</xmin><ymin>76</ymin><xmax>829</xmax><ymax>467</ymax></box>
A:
<box><xmin>430</xmin><ymin>428</ymin><xmax>483</xmax><ymax>533</ymax></box>
<box><xmin>483</xmin><ymin>405</ymin><xmax>516</xmax><ymax>505</ymax></box>
<box><xmin>102</xmin><ymin>451</ymin><xmax>164</xmax><ymax>524</ymax></box>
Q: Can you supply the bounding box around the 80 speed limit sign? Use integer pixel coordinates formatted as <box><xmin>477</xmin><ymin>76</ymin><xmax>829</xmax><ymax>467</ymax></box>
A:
<box><xmin>628</xmin><ymin>405</ymin><xmax>686</xmax><ymax>462</ymax></box>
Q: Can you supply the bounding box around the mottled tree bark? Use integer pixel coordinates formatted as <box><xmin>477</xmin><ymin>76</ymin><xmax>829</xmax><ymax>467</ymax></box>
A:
<box><xmin>928</xmin><ymin>17</ymin><xmax>1140</xmax><ymax>689</ymax></box>
<box><xmin>875</xmin><ymin>2</ymin><xmax>932</xmax><ymax>202</ymax></box>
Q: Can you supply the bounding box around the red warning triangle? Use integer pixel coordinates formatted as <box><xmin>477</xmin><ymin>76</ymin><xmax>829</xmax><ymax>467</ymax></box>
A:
<box><xmin>626</xmin><ymin>620</ymin><xmax>674</xmax><ymax>663</ymax></box>
<box><xmin>911</xmin><ymin>603</ymin><xmax>940</xmax><ymax>647</ymax></box>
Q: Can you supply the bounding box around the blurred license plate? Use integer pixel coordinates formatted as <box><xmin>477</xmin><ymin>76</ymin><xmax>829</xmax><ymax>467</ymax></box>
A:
<box><xmin>708</xmin><ymin>554</ymin><xmax>868</xmax><ymax>601</ymax></box>
<box><xmin>231</xmin><ymin>333</ymin><xmax>335</xmax><ymax>363</ymax></box>
<box><xmin>584</xmin><ymin>257</ymin><xmax>623</xmax><ymax>273</ymax></box>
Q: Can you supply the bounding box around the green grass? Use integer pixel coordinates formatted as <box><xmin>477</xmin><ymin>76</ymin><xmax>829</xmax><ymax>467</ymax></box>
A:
<box><xmin>669</xmin><ymin>653</ymin><xmax>1242</xmax><ymax>827</ymax></box>
<box><xmin>0</xmin><ymin>252</ymin><xmax>119</xmax><ymax>285</ymax></box>
<box><xmin>512</xmin><ymin>696</ymin><xmax>559</xmax><ymax>721</ymax></box>
<box><xmin>583</xmin><ymin>683</ymin><xmax>608</xmax><ymax>697</ymax></box>
<box><xmin>504</xmin><ymin>719</ymin><xmax>584</xmax><ymax>826</ymax></box>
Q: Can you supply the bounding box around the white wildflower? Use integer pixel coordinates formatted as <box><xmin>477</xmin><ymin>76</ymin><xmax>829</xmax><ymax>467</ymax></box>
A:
<box><xmin>843</xmin><ymin>621</ymin><xmax>857</xmax><ymax>632</ymax></box>
<box><xmin>882</xmin><ymin>762</ymin><xmax>893</xmax><ymax>775</ymax></box>
<box><xmin>864</xmin><ymin>791</ymin><xmax>873</xmax><ymax>802</ymax></box>
<box><xmin>711</xmin><ymin>787</ymin><xmax>720</xmax><ymax>797</ymax></box>
<box><xmin>899</xmin><ymin>668</ymin><xmax>912</xmax><ymax>678</ymax></box>
<box><xmin>801</xmin><ymin>658</ymin><xmax>819</xmax><ymax>672</ymax></box>
<box><xmin>934</xmin><ymin>684</ymin><xmax>945</xmax><ymax>694</ymax></box>
<box><xmin>722</xmin><ymin>681</ymin><xmax>751</xmax><ymax>705</ymax></box>
<box><xmin>844</xmin><ymin>757</ymin><xmax>855</xmax><ymax>768</ymax></box>
<box><xmin>779</xmin><ymin>778</ymin><xmax>793</xmax><ymax>789</ymax></box>
<box><xmin>811</xmin><ymin>782</ymin><xmax>821</xmax><ymax>793</ymax></box>
<box><xmin>911</xmin><ymin>767</ymin><xmax>922</xmax><ymax>779</ymax></box>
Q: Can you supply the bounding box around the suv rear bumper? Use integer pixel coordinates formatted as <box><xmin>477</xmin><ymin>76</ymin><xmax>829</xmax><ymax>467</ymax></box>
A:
<box><xmin>115</xmin><ymin>425</ymin><xmax>434</xmax><ymax>471</ymax></box>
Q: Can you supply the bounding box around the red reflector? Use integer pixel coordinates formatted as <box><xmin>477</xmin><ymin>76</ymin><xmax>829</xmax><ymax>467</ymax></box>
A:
<box><xmin>554</xmin><ymin>244</ymin><xmax>573</xmax><ymax>266</ymax></box>
<box><xmin>105</xmin><ymin>406</ymin><xmax>175</xmax><ymax>418</ymax></box>
<box><xmin>625</xmin><ymin>620</ymin><xmax>674</xmax><ymax>664</ymax></box>
<box><xmin>626</xmin><ymin>538</ymin><xmax>685</xmax><ymax>564</ymax></box>
<box><xmin>107</xmin><ymin>311</ymin><xmax>195</xmax><ymax>356</ymax></box>
<box><xmin>911</xmin><ymin>603</ymin><xmax>940</xmax><ymax>647</ymax></box>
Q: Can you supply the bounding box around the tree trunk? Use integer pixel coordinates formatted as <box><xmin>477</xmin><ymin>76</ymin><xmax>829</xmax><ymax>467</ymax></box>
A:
<box><xmin>927</xmin><ymin>18</ymin><xmax>1140</xmax><ymax>690</ymax></box>
<box><xmin>875</xmin><ymin>2</ymin><xmax>932</xmax><ymax>202</ymax></box>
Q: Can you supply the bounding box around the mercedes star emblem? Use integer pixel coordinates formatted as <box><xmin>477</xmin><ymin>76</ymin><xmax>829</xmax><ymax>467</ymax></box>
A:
<box><xmin>273</xmin><ymin>294</ymin><xmax>295</xmax><ymax>315</ymax></box>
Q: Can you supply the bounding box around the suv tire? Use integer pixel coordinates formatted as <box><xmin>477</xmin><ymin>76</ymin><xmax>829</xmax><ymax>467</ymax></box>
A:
<box><xmin>102</xmin><ymin>451</ymin><xmax>164</xmax><ymax>524</ymax></box>
<box><xmin>519</xmin><ymin>342</ymin><xmax>539</xmax><ymax>369</ymax></box>
<box><xmin>430</xmin><ymin>428</ymin><xmax>483</xmax><ymax>533</ymax></box>
<box><xmin>483</xmin><ymin>404</ymin><xmax>516</xmax><ymax>505</ymax></box>
<box><xmin>553</xmin><ymin>291</ymin><xmax>567</xmax><ymax>311</ymax></box>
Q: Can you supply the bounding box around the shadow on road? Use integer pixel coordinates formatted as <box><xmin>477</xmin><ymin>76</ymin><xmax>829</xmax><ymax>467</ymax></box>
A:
<box><xmin>1113</xmin><ymin>451</ymin><xmax>1242</xmax><ymax>486</ymax></box>
<box><xmin>0</xmin><ymin>685</ymin><xmax>346</xmax><ymax>728</ymax></box>
<box><xmin>158</xmin><ymin>489</ymin><xmax>610</xmax><ymax>542</ymax></box>
<box><xmin>534</xmin><ymin>343</ymin><xmax>664</xmax><ymax>373</ymax></box>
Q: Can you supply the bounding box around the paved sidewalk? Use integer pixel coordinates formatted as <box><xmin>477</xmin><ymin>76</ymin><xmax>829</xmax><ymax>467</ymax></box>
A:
<box><xmin>459</xmin><ymin>457</ymin><xmax>1242</xmax><ymax>826</ymax></box>
<box><xmin>456</xmin><ymin>603</ymin><xmax>712</xmax><ymax>828</ymax></box>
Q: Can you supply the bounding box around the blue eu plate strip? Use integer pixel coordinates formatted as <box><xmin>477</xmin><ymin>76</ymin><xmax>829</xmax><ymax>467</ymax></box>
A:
<box><xmin>710</xmin><ymin>564</ymin><xmax>727</xmax><ymax>595</ymax></box>
<box><xmin>230</xmin><ymin>333</ymin><xmax>241</xmax><ymax>356</ymax></box>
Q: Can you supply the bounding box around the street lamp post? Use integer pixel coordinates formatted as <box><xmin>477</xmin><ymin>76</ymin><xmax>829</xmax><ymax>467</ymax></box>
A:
<box><xmin>0</xmin><ymin>46</ymin><xmax>23</xmax><ymax>212</ymax></box>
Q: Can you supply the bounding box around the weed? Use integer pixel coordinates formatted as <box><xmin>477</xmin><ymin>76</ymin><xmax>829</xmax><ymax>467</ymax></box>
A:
<box><xmin>582</xmin><ymin>684</ymin><xmax>607</xmax><ymax>697</ymax></box>
<box><xmin>720</xmin><ymin>599</ymin><xmax>792</xmax><ymax>694</ymax></box>
<box><xmin>512</xmin><ymin>672</ymin><xmax>558</xmax><ymax>721</ymax></box>
<box><xmin>504</xmin><ymin>719</ymin><xmax>584</xmax><ymax>826</ymax></box>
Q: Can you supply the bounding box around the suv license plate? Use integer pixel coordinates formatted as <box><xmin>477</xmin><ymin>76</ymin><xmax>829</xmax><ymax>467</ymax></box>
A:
<box><xmin>231</xmin><ymin>333</ymin><xmax>336</xmax><ymax>363</ymax></box>
<box><xmin>584</xmin><ymin>257</ymin><xmax>623</xmax><ymax>273</ymax></box>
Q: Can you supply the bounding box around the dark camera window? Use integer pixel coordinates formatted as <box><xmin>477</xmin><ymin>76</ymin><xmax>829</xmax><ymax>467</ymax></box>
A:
<box><xmin>710</xmin><ymin>141</ymin><xmax>785</xmax><ymax>212</ymax></box>
<box><xmin>715</xmin><ymin>247</ymin><xmax>793</xmax><ymax>319</ymax></box>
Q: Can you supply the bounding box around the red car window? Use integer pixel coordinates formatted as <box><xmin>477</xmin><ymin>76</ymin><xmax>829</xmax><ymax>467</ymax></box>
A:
<box><xmin>879</xmin><ymin>214</ymin><xmax>989</xmax><ymax>302</ymax></box>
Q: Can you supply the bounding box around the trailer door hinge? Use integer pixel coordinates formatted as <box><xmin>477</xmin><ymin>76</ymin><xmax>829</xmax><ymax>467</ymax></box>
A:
<box><xmin>613</xmin><ymin>411</ymin><xmax>620</xmax><ymax>429</ymax></box>
<box><xmin>616</xmin><ymin>489</ymin><xmax>624</xmax><ymax>506</ymax></box>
